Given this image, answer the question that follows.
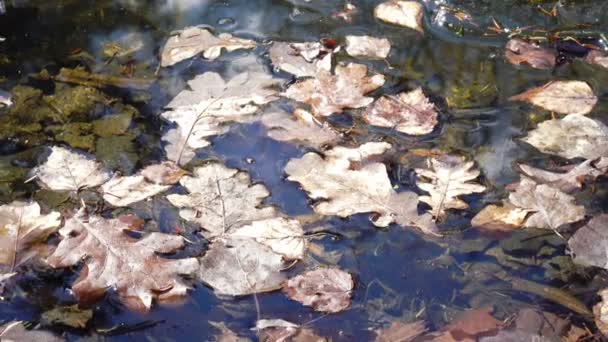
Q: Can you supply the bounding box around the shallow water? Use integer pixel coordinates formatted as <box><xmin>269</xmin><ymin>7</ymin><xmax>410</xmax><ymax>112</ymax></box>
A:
<box><xmin>1</xmin><ymin>0</ymin><xmax>608</xmax><ymax>340</ymax></box>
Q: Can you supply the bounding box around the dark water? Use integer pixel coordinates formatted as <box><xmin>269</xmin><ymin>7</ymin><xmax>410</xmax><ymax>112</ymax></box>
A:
<box><xmin>1</xmin><ymin>0</ymin><xmax>608</xmax><ymax>340</ymax></box>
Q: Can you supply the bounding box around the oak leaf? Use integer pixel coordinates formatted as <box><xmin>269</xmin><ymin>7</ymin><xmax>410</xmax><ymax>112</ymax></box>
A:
<box><xmin>284</xmin><ymin>268</ymin><xmax>353</xmax><ymax>313</ymax></box>
<box><xmin>505</xmin><ymin>39</ymin><xmax>555</xmax><ymax>70</ymax></box>
<box><xmin>260</xmin><ymin>109</ymin><xmax>340</xmax><ymax>149</ymax></box>
<box><xmin>374</xmin><ymin>1</ymin><xmax>424</xmax><ymax>33</ymax></box>
<box><xmin>268</xmin><ymin>41</ymin><xmax>333</xmax><ymax>78</ymax></box>
<box><xmin>510</xmin><ymin>81</ymin><xmax>597</xmax><ymax>115</ymax></box>
<box><xmin>345</xmin><ymin>35</ymin><xmax>391</xmax><ymax>60</ymax></box>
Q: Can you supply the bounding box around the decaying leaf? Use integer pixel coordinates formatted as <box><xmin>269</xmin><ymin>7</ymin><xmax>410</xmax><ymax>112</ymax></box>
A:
<box><xmin>345</xmin><ymin>35</ymin><xmax>391</xmax><ymax>60</ymax></box>
<box><xmin>0</xmin><ymin>321</ymin><xmax>63</xmax><ymax>342</ymax></box>
<box><xmin>374</xmin><ymin>320</ymin><xmax>427</xmax><ymax>342</ymax></box>
<box><xmin>260</xmin><ymin>109</ymin><xmax>340</xmax><ymax>149</ymax></box>
<box><xmin>282</xmin><ymin>63</ymin><xmax>385</xmax><ymax>117</ymax></box>
<box><xmin>518</xmin><ymin>161</ymin><xmax>603</xmax><ymax>193</ymax></box>
<box><xmin>441</xmin><ymin>307</ymin><xmax>501</xmax><ymax>340</ymax></box>
<box><xmin>362</xmin><ymin>88</ymin><xmax>439</xmax><ymax>135</ymax></box>
<box><xmin>510</xmin><ymin>81</ymin><xmax>597</xmax><ymax>115</ymax></box>
<box><xmin>593</xmin><ymin>288</ymin><xmax>608</xmax><ymax>337</ymax></box>
<box><xmin>374</xmin><ymin>1</ymin><xmax>424</xmax><ymax>33</ymax></box>
<box><xmin>268</xmin><ymin>41</ymin><xmax>333</xmax><ymax>78</ymax></box>
<box><xmin>160</xmin><ymin>27</ymin><xmax>256</xmax><ymax>67</ymax></box>
<box><xmin>284</xmin><ymin>268</ymin><xmax>353</xmax><ymax>313</ymax></box>
<box><xmin>32</xmin><ymin>146</ymin><xmax>111</xmax><ymax>191</ymax></box>
<box><xmin>509</xmin><ymin>177</ymin><xmax>585</xmax><ymax>230</ymax></box>
<box><xmin>256</xmin><ymin>319</ymin><xmax>327</xmax><ymax>342</ymax></box>
<box><xmin>46</xmin><ymin>210</ymin><xmax>199</xmax><ymax>312</ymax></box>
<box><xmin>199</xmin><ymin>237</ymin><xmax>286</xmax><ymax>296</ymax></box>
<box><xmin>167</xmin><ymin>163</ymin><xmax>277</xmax><ymax>238</ymax></box>
<box><xmin>471</xmin><ymin>203</ymin><xmax>531</xmax><ymax>232</ymax></box>
<box><xmin>0</xmin><ymin>201</ymin><xmax>61</xmax><ymax>281</ymax></box>
<box><xmin>415</xmin><ymin>156</ymin><xmax>486</xmax><ymax>219</ymax></box>
<box><xmin>568</xmin><ymin>215</ymin><xmax>608</xmax><ymax>269</ymax></box>
<box><xmin>230</xmin><ymin>218</ymin><xmax>307</xmax><ymax>260</ymax></box>
<box><xmin>161</xmin><ymin>71</ymin><xmax>280</xmax><ymax>165</ymax></box>
<box><xmin>285</xmin><ymin>142</ymin><xmax>438</xmax><ymax>235</ymax></box>
<box><xmin>41</xmin><ymin>305</ymin><xmax>93</xmax><ymax>329</ymax></box>
<box><xmin>522</xmin><ymin>115</ymin><xmax>608</xmax><ymax>160</ymax></box>
<box><xmin>505</xmin><ymin>39</ymin><xmax>555</xmax><ymax>70</ymax></box>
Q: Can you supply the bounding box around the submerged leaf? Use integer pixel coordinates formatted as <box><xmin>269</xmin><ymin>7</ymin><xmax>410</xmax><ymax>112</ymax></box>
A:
<box><xmin>41</xmin><ymin>305</ymin><xmax>93</xmax><ymax>329</ymax></box>
<box><xmin>510</xmin><ymin>81</ymin><xmax>597</xmax><ymax>115</ymax></box>
<box><xmin>471</xmin><ymin>203</ymin><xmax>531</xmax><ymax>232</ymax></box>
<box><xmin>505</xmin><ymin>39</ymin><xmax>555</xmax><ymax>70</ymax></box>
<box><xmin>345</xmin><ymin>35</ymin><xmax>391</xmax><ymax>60</ymax></box>
<box><xmin>442</xmin><ymin>307</ymin><xmax>501</xmax><ymax>340</ymax></box>
<box><xmin>260</xmin><ymin>109</ymin><xmax>340</xmax><ymax>148</ymax></box>
<box><xmin>374</xmin><ymin>1</ymin><xmax>424</xmax><ymax>33</ymax></box>
<box><xmin>374</xmin><ymin>320</ymin><xmax>427</xmax><ymax>342</ymax></box>
<box><xmin>0</xmin><ymin>321</ymin><xmax>63</xmax><ymax>342</ymax></box>
<box><xmin>284</xmin><ymin>268</ymin><xmax>353</xmax><ymax>313</ymax></box>
<box><xmin>568</xmin><ymin>215</ymin><xmax>608</xmax><ymax>269</ymax></box>
<box><xmin>268</xmin><ymin>41</ymin><xmax>333</xmax><ymax>78</ymax></box>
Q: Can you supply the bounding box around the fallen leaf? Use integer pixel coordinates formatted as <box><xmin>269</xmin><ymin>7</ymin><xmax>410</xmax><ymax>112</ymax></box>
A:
<box><xmin>374</xmin><ymin>1</ymin><xmax>424</xmax><ymax>33</ymax></box>
<box><xmin>32</xmin><ymin>146</ymin><xmax>111</xmax><ymax>191</ymax></box>
<box><xmin>260</xmin><ymin>109</ymin><xmax>341</xmax><ymax>149</ymax></box>
<box><xmin>282</xmin><ymin>63</ymin><xmax>385</xmax><ymax>117</ymax></box>
<box><xmin>268</xmin><ymin>41</ymin><xmax>333</xmax><ymax>78</ymax></box>
<box><xmin>585</xmin><ymin>50</ymin><xmax>608</xmax><ymax>68</ymax></box>
<box><xmin>568</xmin><ymin>215</ymin><xmax>608</xmax><ymax>269</ymax></box>
<box><xmin>284</xmin><ymin>268</ymin><xmax>353</xmax><ymax>313</ymax></box>
<box><xmin>509</xmin><ymin>177</ymin><xmax>585</xmax><ymax>230</ymax></box>
<box><xmin>345</xmin><ymin>35</ymin><xmax>391</xmax><ymax>59</ymax></box>
<box><xmin>101</xmin><ymin>175</ymin><xmax>171</xmax><ymax>207</ymax></box>
<box><xmin>256</xmin><ymin>319</ymin><xmax>327</xmax><ymax>342</ymax></box>
<box><xmin>0</xmin><ymin>321</ymin><xmax>63</xmax><ymax>342</ymax></box>
<box><xmin>284</xmin><ymin>142</ymin><xmax>438</xmax><ymax>235</ymax></box>
<box><xmin>229</xmin><ymin>218</ymin><xmax>307</xmax><ymax>260</ymax></box>
<box><xmin>46</xmin><ymin>210</ymin><xmax>199</xmax><ymax>312</ymax></box>
<box><xmin>0</xmin><ymin>201</ymin><xmax>61</xmax><ymax>280</ymax></box>
<box><xmin>375</xmin><ymin>320</ymin><xmax>427</xmax><ymax>342</ymax></box>
<box><xmin>522</xmin><ymin>115</ymin><xmax>608</xmax><ymax>160</ymax></box>
<box><xmin>210</xmin><ymin>322</ymin><xmax>251</xmax><ymax>342</ymax></box>
<box><xmin>362</xmin><ymin>88</ymin><xmax>439</xmax><ymax>135</ymax></box>
<box><xmin>160</xmin><ymin>27</ymin><xmax>256</xmax><ymax>67</ymax></box>
<box><xmin>471</xmin><ymin>203</ymin><xmax>530</xmax><ymax>232</ymax></box>
<box><xmin>505</xmin><ymin>39</ymin><xmax>556</xmax><ymax>70</ymax></box>
<box><xmin>41</xmin><ymin>304</ymin><xmax>93</xmax><ymax>329</ymax></box>
<box><xmin>140</xmin><ymin>162</ymin><xmax>187</xmax><ymax>185</ymax></box>
<box><xmin>593</xmin><ymin>288</ymin><xmax>608</xmax><ymax>337</ymax></box>
<box><xmin>415</xmin><ymin>155</ymin><xmax>486</xmax><ymax>219</ymax></box>
<box><xmin>518</xmin><ymin>161</ymin><xmax>603</xmax><ymax>193</ymax></box>
<box><xmin>198</xmin><ymin>237</ymin><xmax>286</xmax><ymax>296</ymax></box>
<box><xmin>442</xmin><ymin>307</ymin><xmax>501</xmax><ymax>340</ymax></box>
<box><xmin>167</xmin><ymin>163</ymin><xmax>277</xmax><ymax>239</ymax></box>
<box><xmin>510</xmin><ymin>81</ymin><xmax>597</xmax><ymax>115</ymax></box>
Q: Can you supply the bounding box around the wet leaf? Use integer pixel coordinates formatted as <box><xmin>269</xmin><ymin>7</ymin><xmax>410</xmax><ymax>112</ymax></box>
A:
<box><xmin>374</xmin><ymin>320</ymin><xmax>427</xmax><ymax>342</ymax></box>
<box><xmin>509</xmin><ymin>177</ymin><xmax>585</xmax><ymax>230</ymax></box>
<box><xmin>260</xmin><ymin>109</ymin><xmax>341</xmax><ymax>149</ymax></box>
<box><xmin>0</xmin><ymin>321</ymin><xmax>63</xmax><ymax>342</ymax></box>
<box><xmin>140</xmin><ymin>162</ymin><xmax>187</xmax><ymax>185</ymax></box>
<box><xmin>362</xmin><ymin>87</ymin><xmax>439</xmax><ymax>135</ymax></box>
<box><xmin>210</xmin><ymin>322</ymin><xmax>251</xmax><ymax>342</ymax></box>
<box><xmin>593</xmin><ymin>288</ymin><xmax>608</xmax><ymax>337</ymax></box>
<box><xmin>568</xmin><ymin>215</ymin><xmax>608</xmax><ymax>269</ymax></box>
<box><xmin>285</xmin><ymin>142</ymin><xmax>438</xmax><ymax>235</ymax></box>
<box><xmin>32</xmin><ymin>146</ymin><xmax>111</xmax><ymax>192</ymax></box>
<box><xmin>518</xmin><ymin>161</ymin><xmax>604</xmax><ymax>193</ymax></box>
<box><xmin>415</xmin><ymin>155</ymin><xmax>486</xmax><ymax>220</ymax></box>
<box><xmin>284</xmin><ymin>268</ymin><xmax>353</xmax><ymax>313</ymax></box>
<box><xmin>46</xmin><ymin>210</ymin><xmax>199</xmax><ymax>312</ymax></box>
<box><xmin>374</xmin><ymin>1</ymin><xmax>424</xmax><ymax>33</ymax></box>
<box><xmin>510</xmin><ymin>81</ymin><xmax>597</xmax><ymax>115</ymax></box>
<box><xmin>505</xmin><ymin>39</ymin><xmax>555</xmax><ymax>70</ymax></box>
<box><xmin>345</xmin><ymin>35</ymin><xmax>391</xmax><ymax>60</ymax></box>
<box><xmin>282</xmin><ymin>63</ymin><xmax>385</xmax><ymax>117</ymax></box>
<box><xmin>471</xmin><ymin>203</ymin><xmax>530</xmax><ymax>232</ymax></box>
<box><xmin>256</xmin><ymin>319</ymin><xmax>327</xmax><ymax>342</ymax></box>
<box><xmin>441</xmin><ymin>307</ymin><xmax>501</xmax><ymax>340</ymax></box>
<box><xmin>0</xmin><ymin>201</ymin><xmax>61</xmax><ymax>281</ymax></box>
<box><xmin>230</xmin><ymin>218</ymin><xmax>307</xmax><ymax>260</ymax></box>
<box><xmin>160</xmin><ymin>27</ymin><xmax>256</xmax><ymax>67</ymax></box>
<box><xmin>268</xmin><ymin>41</ymin><xmax>333</xmax><ymax>78</ymax></box>
<box><xmin>41</xmin><ymin>304</ymin><xmax>93</xmax><ymax>329</ymax></box>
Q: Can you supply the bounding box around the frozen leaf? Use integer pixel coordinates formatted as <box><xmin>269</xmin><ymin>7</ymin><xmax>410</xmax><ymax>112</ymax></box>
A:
<box><xmin>268</xmin><ymin>41</ymin><xmax>333</xmax><ymax>78</ymax></box>
<box><xmin>505</xmin><ymin>39</ymin><xmax>555</xmax><ymax>70</ymax></box>
<box><xmin>260</xmin><ymin>109</ymin><xmax>340</xmax><ymax>148</ymax></box>
<box><xmin>256</xmin><ymin>319</ymin><xmax>327</xmax><ymax>342</ymax></box>
<box><xmin>442</xmin><ymin>307</ymin><xmax>501</xmax><ymax>340</ymax></box>
<box><xmin>160</xmin><ymin>27</ymin><xmax>256</xmax><ymax>67</ymax></box>
<box><xmin>362</xmin><ymin>88</ymin><xmax>438</xmax><ymax>135</ymax></box>
<box><xmin>32</xmin><ymin>146</ymin><xmax>111</xmax><ymax>191</ymax></box>
<box><xmin>518</xmin><ymin>161</ymin><xmax>603</xmax><ymax>193</ymax></box>
<box><xmin>345</xmin><ymin>35</ymin><xmax>391</xmax><ymax>60</ymax></box>
<box><xmin>230</xmin><ymin>218</ymin><xmax>307</xmax><ymax>260</ymax></box>
<box><xmin>509</xmin><ymin>177</ymin><xmax>585</xmax><ymax>230</ymax></box>
<box><xmin>510</xmin><ymin>81</ymin><xmax>597</xmax><ymax>115</ymax></box>
<box><xmin>41</xmin><ymin>305</ymin><xmax>92</xmax><ymax>329</ymax></box>
<box><xmin>568</xmin><ymin>215</ymin><xmax>608</xmax><ymax>269</ymax></box>
<box><xmin>415</xmin><ymin>156</ymin><xmax>486</xmax><ymax>219</ymax></box>
<box><xmin>282</xmin><ymin>63</ymin><xmax>385</xmax><ymax>117</ymax></box>
<box><xmin>0</xmin><ymin>201</ymin><xmax>61</xmax><ymax>280</ymax></box>
<box><xmin>471</xmin><ymin>203</ymin><xmax>531</xmax><ymax>232</ymax></box>
<box><xmin>0</xmin><ymin>321</ymin><xmax>63</xmax><ymax>342</ymax></box>
<box><xmin>161</xmin><ymin>71</ymin><xmax>280</xmax><ymax>165</ymax></box>
<box><xmin>522</xmin><ymin>115</ymin><xmax>608</xmax><ymax>160</ymax></box>
<box><xmin>374</xmin><ymin>1</ymin><xmax>424</xmax><ymax>33</ymax></box>
<box><xmin>198</xmin><ymin>238</ymin><xmax>285</xmax><ymax>296</ymax></box>
<box><xmin>46</xmin><ymin>210</ymin><xmax>199</xmax><ymax>312</ymax></box>
<box><xmin>284</xmin><ymin>268</ymin><xmax>353</xmax><ymax>313</ymax></box>
<box><xmin>375</xmin><ymin>320</ymin><xmax>427</xmax><ymax>342</ymax></box>
<box><xmin>285</xmin><ymin>142</ymin><xmax>438</xmax><ymax>235</ymax></box>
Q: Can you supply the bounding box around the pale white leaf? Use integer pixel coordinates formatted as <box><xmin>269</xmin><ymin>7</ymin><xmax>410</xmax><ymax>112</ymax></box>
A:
<box><xmin>345</xmin><ymin>35</ymin><xmax>391</xmax><ymax>60</ymax></box>
<box><xmin>374</xmin><ymin>1</ymin><xmax>424</xmax><ymax>33</ymax></box>
<box><xmin>229</xmin><ymin>218</ymin><xmax>306</xmax><ymax>260</ymax></box>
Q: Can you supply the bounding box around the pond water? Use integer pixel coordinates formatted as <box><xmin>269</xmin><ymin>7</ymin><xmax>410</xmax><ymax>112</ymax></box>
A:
<box><xmin>1</xmin><ymin>0</ymin><xmax>608</xmax><ymax>341</ymax></box>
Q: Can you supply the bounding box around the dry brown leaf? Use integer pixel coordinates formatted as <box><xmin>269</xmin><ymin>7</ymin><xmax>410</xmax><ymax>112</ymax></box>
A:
<box><xmin>510</xmin><ymin>81</ymin><xmax>597</xmax><ymax>115</ymax></box>
<box><xmin>415</xmin><ymin>155</ymin><xmax>486</xmax><ymax>220</ymax></box>
<box><xmin>471</xmin><ymin>203</ymin><xmax>530</xmax><ymax>232</ymax></box>
<box><xmin>518</xmin><ymin>161</ymin><xmax>603</xmax><ymax>193</ymax></box>
<box><xmin>284</xmin><ymin>142</ymin><xmax>438</xmax><ymax>235</ymax></box>
<box><xmin>284</xmin><ymin>268</ymin><xmax>353</xmax><ymax>313</ymax></box>
<box><xmin>522</xmin><ymin>115</ymin><xmax>608</xmax><ymax>160</ymax></box>
<box><xmin>374</xmin><ymin>320</ymin><xmax>427</xmax><ymax>342</ymax></box>
<box><xmin>509</xmin><ymin>177</ymin><xmax>585</xmax><ymax>230</ymax></box>
<box><xmin>362</xmin><ymin>88</ymin><xmax>438</xmax><ymax>135</ymax></box>
<box><xmin>282</xmin><ymin>63</ymin><xmax>385</xmax><ymax>117</ymax></box>
<box><xmin>260</xmin><ymin>109</ymin><xmax>341</xmax><ymax>149</ymax></box>
<box><xmin>345</xmin><ymin>35</ymin><xmax>391</xmax><ymax>59</ymax></box>
<box><xmin>505</xmin><ymin>39</ymin><xmax>556</xmax><ymax>70</ymax></box>
<box><xmin>46</xmin><ymin>210</ymin><xmax>199</xmax><ymax>312</ymax></box>
<box><xmin>268</xmin><ymin>41</ymin><xmax>333</xmax><ymax>78</ymax></box>
<box><xmin>160</xmin><ymin>27</ymin><xmax>256</xmax><ymax>67</ymax></box>
<box><xmin>0</xmin><ymin>201</ymin><xmax>61</xmax><ymax>281</ymax></box>
<box><xmin>374</xmin><ymin>1</ymin><xmax>424</xmax><ymax>33</ymax></box>
<box><xmin>256</xmin><ymin>319</ymin><xmax>327</xmax><ymax>342</ymax></box>
<box><xmin>568</xmin><ymin>215</ymin><xmax>608</xmax><ymax>269</ymax></box>
<box><xmin>442</xmin><ymin>307</ymin><xmax>501</xmax><ymax>340</ymax></box>
<box><xmin>0</xmin><ymin>321</ymin><xmax>63</xmax><ymax>342</ymax></box>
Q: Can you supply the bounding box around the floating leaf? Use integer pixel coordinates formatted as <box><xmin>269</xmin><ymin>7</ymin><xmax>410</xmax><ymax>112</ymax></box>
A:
<box><xmin>230</xmin><ymin>218</ymin><xmax>307</xmax><ymax>260</ymax></box>
<box><xmin>568</xmin><ymin>215</ymin><xmax>608</xmax><ymax>269</ymax></box>
<box><xmin>268</xmin><ymin>41</ymin><xmax>333</xmax><ymax>78</ymax></box>
<box><xmin>160</xmin><ymin>27</ymin><xmax>256</xmax><ymax>67</ymax></box>
<box><xmin>260</xmin><ymin>109</ymin><xmax>340</xmax><ymax>149</ymax></box>
<box><xmin>255</xmin><ymin>319</ymin><xmax>327</xmax><ymax>342</ymax></box>
<box><xmin>46</xmin><ymin>210</ymin><xmax>199</xmax><ymax>312</ymax></box>
<box><xmin>282</xmin><ymin>63</ymin><xmax>385</xmax><ymax>117</ymax></box>
<box><xmin>510</xmin><ymin>81</ymin><xmax>597</xmax><ymax>115</ymax></box>
<box><xmin>505</xmin><ymin>39</ymin><xmax>555</xmax><ymax>70</ymax></box>
<box><xmin>471</xmin><ymin>203</ymin><xmax>531</xmax><ymax>232</ymax></box>
<box><xmin>140</xmin><ymin>162</ymin><xmax>187</xmax><ymax>185</ymax></box>
<box><xmin>284</xmin><ymin>268</ymin><xmax>353</xmax><ymax>313</ymax></box>
<box><xmin>518</xmin><ymin>161</ymin><xmax>603</xmax><ymax>193</ymax></box>
<box><xmin>362</xmin><ymin>88</ymin><xmax>438</xmax><ymax>135</ymax></box>
<box><xmin>374</xmin><ymin>320</ymin><xmax>427</xmax><ymax>342</ymax></box>
<box><xmin>0</xmin><ymin>321</ymin><xmax>63</xmax><ymax>342</ymax></box>
<box><xmin>345</xmin><ymin>35</ymin><xmax>391</xmax><ymax>60</ymax></box>
<box><xmin>374</xmin><ymin>1</ymin><xmax>424</xmax><ymax>33</ymax></box>
<box><xmin>415</xmin><ymin>156</ymin><xmax>486</xmax><ymax>219</ymax></box>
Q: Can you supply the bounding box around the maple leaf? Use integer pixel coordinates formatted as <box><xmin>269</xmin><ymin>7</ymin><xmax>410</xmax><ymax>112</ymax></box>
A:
<box><xmin>374</xmin><ymin>1</ymin><xmax>424</xmax><ymax>33</ymax></box>
<box><xmin>415</xmin><ymin>156</ymin><xmax>486</xmax><ymax>220</ymax></box>
<box><xmin>345</xmin><ymin>35</ymin><xmax>391</xmax><ymax>60</ymax></box>
<box><xmin>282</xmin><ymin>63</ymin><xmax>385</xmax><ymax>117</ymax></box>
<box><xmin>268</xmin><ymin>41</ymin><xmax>333</xmax><ymax>78</ymax></box>
<box><xmin>260</xmin><ymin>109</ymin><xmax>341</xmax><ymax>149</ymax></box>
<box><xmin>283</xmin><ymin>268</ymin><xmax>353</xmax><ymax>313</ymax></box>
<box><xmin>160</xmin><ymin>27</ymin><xmax>256</xmax><ymax>67</ymax></box>
<box><xmin>46</xmin><ymin>210</ymin><xmax>199</xmax><ymax>312</ymax></box>
<box><xmin>505</xmin><ymin>38</ymin><xmax>556</xmax><ymax>70</ymax></box>
<box><xmin>510</xmin><ymin>81</ymin><xmax>597</xmax><ymax>115</ymax></box>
